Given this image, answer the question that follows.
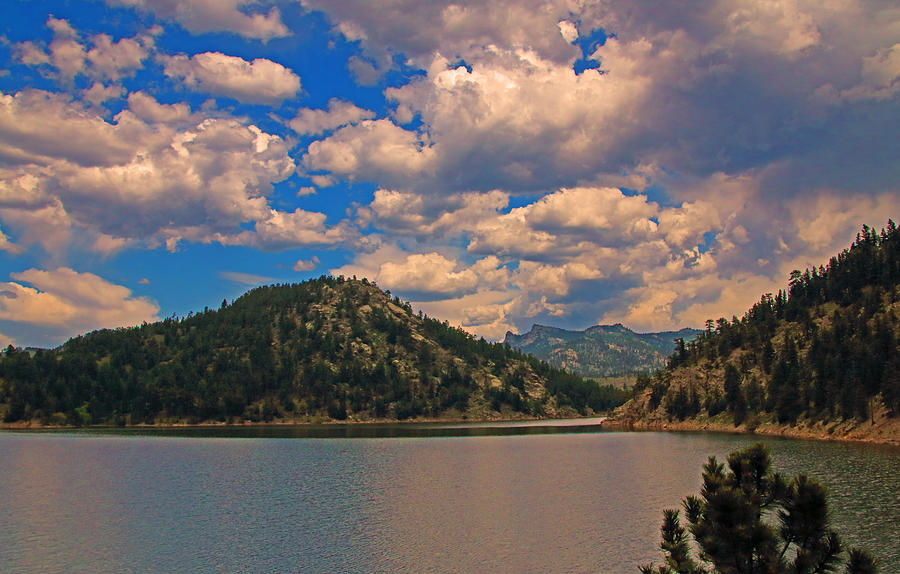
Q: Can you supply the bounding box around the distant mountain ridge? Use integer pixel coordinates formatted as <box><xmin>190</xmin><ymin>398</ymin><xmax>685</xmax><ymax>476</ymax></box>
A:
<box><xmin>504</xmin><ymin>323</ymin><xmax>702</xmax><ymax>378</ymax></box>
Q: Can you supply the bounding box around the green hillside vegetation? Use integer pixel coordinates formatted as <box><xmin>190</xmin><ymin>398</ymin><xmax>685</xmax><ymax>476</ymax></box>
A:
<box><xmin>618</xmin><ymin>221</ymin><xmax>900</xmax><ymax>434</ymax></box>
<box><xmin>0</xmin><ymin>276</ymin><xmax>629</xmax><ymax>426</ymax></box>
<box><xmin>505</xmin><ymin>324</ymin><xmax>701</xmax><ymax>378</ymax></box>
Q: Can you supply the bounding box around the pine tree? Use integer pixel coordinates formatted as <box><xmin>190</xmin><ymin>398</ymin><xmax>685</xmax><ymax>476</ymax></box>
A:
<box><xmin>640</xmin><ymin>444</ymin><xmax>878</xmax><ymax>574</ymax></box>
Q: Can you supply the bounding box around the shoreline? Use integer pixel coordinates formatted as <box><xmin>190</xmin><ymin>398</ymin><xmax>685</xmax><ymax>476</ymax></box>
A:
<box><xmin>0</xmin><ymin>413</ymin><xmax>603</xmax><ymax>431</ymax></box>
<box><xmin>3</xmin><ymin>412</ymin><xmax>899</xmax><ymax>447</ymax></box>
<box><xmin>601</xmin><ymin>415</ymin><xmax>900</xmax><ymax>446</ymax></box>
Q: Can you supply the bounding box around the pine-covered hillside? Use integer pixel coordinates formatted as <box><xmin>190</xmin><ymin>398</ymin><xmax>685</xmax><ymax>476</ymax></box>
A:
<box><xmin>616</xmin><ymin>222</ymin><xmax>900</xmax><ymax>440</ymax></box>
<box><xmin>504</xmin><ymin>323</ymin><xmax>701</xmax><ymax>378</ymax></box>
<box><xmin>0</xmin><ymin>276</ymin><xmax>628</xmax><ymax>426</ymax></box>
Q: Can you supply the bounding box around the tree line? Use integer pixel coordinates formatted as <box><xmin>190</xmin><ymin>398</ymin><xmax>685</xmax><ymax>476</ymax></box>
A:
<box><xmin>0</xmin><ymin>275</ymin><xmax>628</xmax><ymax>425</ymax></box>
<box><xmin>637</xmin><ymin>221</ymin><xmax>899</xmax><ymax>426</ymax></box>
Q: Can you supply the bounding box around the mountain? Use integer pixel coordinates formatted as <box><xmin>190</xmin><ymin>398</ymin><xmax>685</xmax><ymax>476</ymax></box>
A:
<box><xmin>504</xmin><ymin>324</ymin><xmax>702</xmax><ymax>378</ymax></box>
<box><xmin>0</xmin><ymin>276</ymin><xmax>628</xmax><ymax>426</ymax></box>
<box><xmin>614</xmin><ymin>222</ymin><xmax>900</xmax><ymax>441</ymax></box>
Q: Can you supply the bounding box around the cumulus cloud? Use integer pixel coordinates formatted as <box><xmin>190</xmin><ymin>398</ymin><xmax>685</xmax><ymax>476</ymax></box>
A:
<box><xmin>336</xmin><ymin>184</ymin><xmax>724</xmax><ymax>334</ymax></box>
<box><xmin>125</xmin><ymin>91</ymin><xmax>193</xmax><ymax>124</ymax></box>
<box><xmin>244</xmin><ymin>208</ymin><xmax>352</xmax><ymax>250</ymax></box>
<box><xmin>711</xmin><ymin>0</ymin><xmax>821</xmax><ymax>56</ymax></box>
<box><xmin>303</xmin><ymin>119</ymin><xmax>435</xmax><ymax>186</ymax></box>
<box><xmin>289</xmin><ymin>98</ymin><xmax>375</xmax><ymax>135</ymax></box>
<box><xmin>293</xmin><ymin>256</ymin><xmax>320</xmax><ymax>272</ymax></box>
<box><xmin>345</xmin><ymin>175</ymin><xmax>900</xmax><ymax>339</ymax></box>
<box><xmin>301</xmin><ymin>0</ymin><xmax>579</xmax><ymax>70</ymax></box>
<box><xmin>356</xmin><ymin>189</ymin><xmax>508</xmax><ymax>237</ymax></box>
<box><xmin>86</xmin><ymin>32</ymin><xmax>154</xmax><ymax>80</ymax></box>
<box><xmin>333</xmin><ymin>245</ymin><xmax>509</xmax><ymax>298</ymax></box>
<box><xmin>300</xmin><ymin>0</ymin><xmax>899</xmax><ymax>198</ymax></box>
<box><xmin>465</xmin><ymin>186</ymin><xmax>717</xmax><ymax>261</ymax></box>
<box><xmin>287</xmin><ymin>0</ymin><xmax>900</xmax><ymax>339</ymax></box>
<box><xmin>82</xmin><ymin>82</ymin><xmax>125</xmax><ymax>105</ymax></box>
<box><xmin>557</xmin><ymin>20</ymin><xmax>578</xmax><ymax>44</ymax></box>
<box><xmin>843</xmin><ymin>43</ymin><xmax>900</xmax><ymax>101</ymax></box>
<box><xmin>0</xmin><ymin>267</ymin><xmax>159</xmax><ymax>345</ymax></box>
<box><xmin>3</xmin><ymin>0</ymin><xmax>898</xmax><ymax>343</ymax></box>
<box><xmin>15</xmin><ymin>17</ymin><xmax>154</xmax><ymax>82</ymax></box>
<box><xmin>377</xmin><ymin>252</ymin><xmax>508</xmax><ymax>295</ymax></box>
<box><xmin>0</xmin><ymin>202</ymin><xmax>73</xmax><ymax>256</ymax></box>
<box><xmin>413</xmin><ymin>289</ymin><xmax>521</xmax><ymax>341</ymax></box>
<box><xmin>0</xmin><ymin>89</ymin><xmax>362</xmax><ymax>254</ymax></box>
<box><xmin>0</xmin><ymin>90</ymin><xmax>144</xmax><ymax>167</ymax></box>
<box><xmin>106</xmin><ymin>0</ymin><xmax>288</xmax><ymax>41</ymax></box>
<box><xmin>162</xmin><ymin>52</ymin><xmax>301</xmax><ymax>104</ymax></box>
<box><xmin>52</xmin><ymin>114</ymin><xmax>294</xmax><ymax>239</ymax></box>
<box><xmin>0</xmin><ymin>225</ymin><xmax>21</xmax><ymax>254</ymax></box>
<box><xmin>300</xmin><ymin>36</ymin><xmax>684</xmax><ymax>194</ymax></box>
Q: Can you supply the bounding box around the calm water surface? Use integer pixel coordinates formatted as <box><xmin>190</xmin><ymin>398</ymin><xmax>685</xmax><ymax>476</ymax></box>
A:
<box><xmin>1</xmin><ymin>423</ymin><xmax>898</xmax><ymax>573</ymax></box>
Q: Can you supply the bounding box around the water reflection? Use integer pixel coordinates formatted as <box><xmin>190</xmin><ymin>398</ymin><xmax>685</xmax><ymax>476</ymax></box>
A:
<box><xmin>0</xmin><ymin>426</ymin><xmax>897</xmax><ymax>573</ymax></box>
<box><xmin>9</xmin><ymin>417</ymin><xmax>609</xmax><ymax>439</ymax></box>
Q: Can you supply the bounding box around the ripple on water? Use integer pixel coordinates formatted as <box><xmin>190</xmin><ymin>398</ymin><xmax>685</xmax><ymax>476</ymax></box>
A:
<box><xmin>0</xmin><ymin>428</ymin><xmax>897</xmax><ymax>573</ymax></box>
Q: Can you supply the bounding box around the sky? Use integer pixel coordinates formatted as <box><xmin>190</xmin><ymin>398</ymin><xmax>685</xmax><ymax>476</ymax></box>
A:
<box><xmin>0</xmin><ymin>0</ymin><xmax>898</xmax><ymax>348</ymax></box>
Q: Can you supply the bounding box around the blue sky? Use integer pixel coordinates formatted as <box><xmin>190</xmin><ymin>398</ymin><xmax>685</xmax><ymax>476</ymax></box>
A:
<box><xmin>0</xmin><ymin>0</ymin><xmax>898</xmax><ymax>347</ymax></box>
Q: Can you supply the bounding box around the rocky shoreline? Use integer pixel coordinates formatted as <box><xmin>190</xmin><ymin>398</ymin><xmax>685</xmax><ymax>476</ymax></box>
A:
<box><xmin>602</xmin><ymin>409</ymin><xmax>900</xmax><ymax>446</ymax></box>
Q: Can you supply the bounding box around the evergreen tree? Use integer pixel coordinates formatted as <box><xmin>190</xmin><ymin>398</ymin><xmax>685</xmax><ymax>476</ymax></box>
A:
<box><xmin>640</xmin><ymin>444</ymin><xmax>877</xmax><ymax>574</ymax></box>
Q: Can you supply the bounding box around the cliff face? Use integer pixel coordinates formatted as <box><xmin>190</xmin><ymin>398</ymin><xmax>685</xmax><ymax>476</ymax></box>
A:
<box><xmin>0</xmin><ymin>276</ymin><xmax>620</xmax><ymax>425</ymax></box>
<box><xmin>504</xmin><ymin>323</ymin><xmax>701</xmax><ymax>378</ymax></box>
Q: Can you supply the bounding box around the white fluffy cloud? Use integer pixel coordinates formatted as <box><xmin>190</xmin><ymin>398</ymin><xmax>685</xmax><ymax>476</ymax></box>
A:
<box><xmin>301</xmin><ymin>0</ymin><xmax>579</xmax><ymax>69</ymax></box>
<box><xmin>106</xmin><ymin>0</ymin><xmax>288</xmax><ymax>40</ymax></box>
<box><xmin>465</xmin><ymin>187</ymin><xmax>719</xmax><ymax>260</ymax></box>
<box><xmin>357</xmin><ymin>189</ymin><xmax>508</xmax><ymax>237</ymax></box>
<box><xmin>0</xmin><ymin>90</ymin><xmax>146</xmax><ymax>167</ymax></box>
<box><xmin>300</xmin><ymin>0</ymin><xmax>899</xmax><ymax>198</ymax></box>
<box><xmin>4</xmin><ymin>0</ymin><xmax>898</xmax><ymax>345</ymax></box>
<box><xmin>333</xmin><ymin>246</ymin><xmax>509</xmax><ymax>298</ymax></box>
<box><xmin>0</xmin><ymin>89</ymin><xmax>361</xmax><ymax>253</ymax></box>
<box><xmin>87</xmin><ymin>32</ymin><xmax>154</xmax><ymax>80</ymax></box>
<box><xmin>290</xmin><ymin>99</ymin><xmax>375</xmax><ymax>135</ymax></box>
<box><xmin>293</xmin><ymin>256</ymin><xmax>320</xmax><ymax>272</ymax></box>
<box><xmin>125</xmin><ymin>91</ymin><xmax>193</xmax><ymax>124</ymax></box>
<box><xmin>300</xmin><ymin>41</ymin><xmax>659</xmax><ymax>193</ymax></box>
<box><xmin>244</xmin><ymin>208</ymin><xmax>352</xmax><ymax>250</ymax></box>
<box><xmin>15</xmin><ymin>17</ymin><xmax>155</xmax><ymax>82</ymax></box>
<box><xmin>82</xmin><ymin>82</ymin><xmax>125</xmax><ymax>105</ymax></box>
<box><xmin>0</xmin><ymin>268</ymin><xmax>159</xmax><ymax>344</ymax></box>
<box><xmin>288</xmin><ymin>0</ymin><xmax>900</xmax><ymax>339</ymax></box>
<box><xmin>377</xmin><ymin>252</ymin><xmax>508</xmax><ymax>295</ymax></box>
<box><xmin>162</xmin><ymin>52</ymin><xmax>301</xmax><ymax>104</ymax></box>
<box><xmin>303</xmin><ymin>119</ymin><xmax>435</xmax><ymax>186</ymax></box>
<box><xmin>343</xmin><ymin>174</ymin><xmax>900</xmax><ymax>339</ymax></box>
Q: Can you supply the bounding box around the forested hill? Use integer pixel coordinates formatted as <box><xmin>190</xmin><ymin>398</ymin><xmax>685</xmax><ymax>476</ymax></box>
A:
<box><xmin>0</xmin><ymin>276</ymin><xmax>627</xmax><ymax>426</ymax></box>
<box><xmin>616</xmin><ymin>222</ymin><xmax>900</xmax><ymax>438</ymax></box>
<box><xmin>504</xmin><ymin>323</ymin><xmax>701</xmax><ymax>378</ymax></box>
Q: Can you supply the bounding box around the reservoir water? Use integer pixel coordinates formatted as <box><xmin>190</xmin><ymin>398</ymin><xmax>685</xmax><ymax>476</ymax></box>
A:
<box><xmin>1</xmin><ymin>422</ymin><xmax>898</xmax><ymax>573</ymax></box>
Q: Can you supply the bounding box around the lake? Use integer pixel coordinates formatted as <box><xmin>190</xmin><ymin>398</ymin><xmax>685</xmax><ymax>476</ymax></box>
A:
<box><xmin>1</xmin><ymin>422</ymin><xmax>898</xmax><ymax>573</ymax></box>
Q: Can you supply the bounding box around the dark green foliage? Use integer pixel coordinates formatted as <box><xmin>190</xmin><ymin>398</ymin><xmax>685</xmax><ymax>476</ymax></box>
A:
<box><xmin>0</xmin><ymin>276</ymin><xmax>625</xmax><ymax>425</ymax></box>
<box><xmin>646</xmin><ymin>222</ymin><xmax>900</xmax><ymax>426</ymax></box>
<box><xmin>641</xmin><ymin>444</ymin><xmax>878</xmax><ymax>574</ymax></box>
<box><xmin>723</xmin><ymin>364</ymin><xmax>747</xmax><ymax>425</ymax></box>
